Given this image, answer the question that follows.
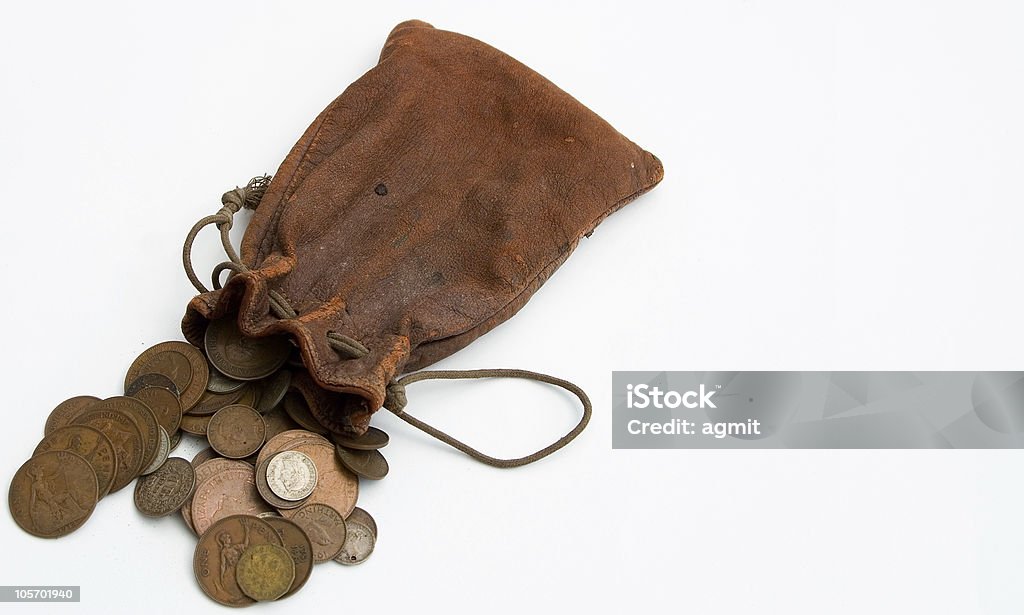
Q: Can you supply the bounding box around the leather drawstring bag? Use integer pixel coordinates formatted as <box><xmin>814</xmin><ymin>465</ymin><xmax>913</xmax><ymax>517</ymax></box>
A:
<box><xmin>182</xmin><ymin>19</ymin><xmax>663</xmax><ymax>467</ymax></box>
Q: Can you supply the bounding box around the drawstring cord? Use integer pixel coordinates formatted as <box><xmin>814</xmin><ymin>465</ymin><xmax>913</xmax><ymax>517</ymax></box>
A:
<box><xmin>183</xmin><ymin>177</ymin><xmax>592</xmax><ymax>468</ymax></box>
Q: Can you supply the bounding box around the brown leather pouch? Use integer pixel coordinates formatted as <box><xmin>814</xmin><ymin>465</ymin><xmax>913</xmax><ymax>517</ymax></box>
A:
<box><xmin>182</xmin><ymin>20</ymin><xmax>663</xmax><ymax>444</ymax></box>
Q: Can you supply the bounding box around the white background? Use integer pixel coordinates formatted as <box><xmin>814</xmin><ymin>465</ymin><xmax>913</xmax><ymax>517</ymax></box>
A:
<box><xmin>2</xmin><ymin>1</ymin><xmax>1023</xmax><ymax>613</ymax></box>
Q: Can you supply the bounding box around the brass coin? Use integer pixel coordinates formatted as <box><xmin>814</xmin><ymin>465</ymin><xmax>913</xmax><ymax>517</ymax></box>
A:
<box><xmin>335</xmin><ymin>520</ymin><xmax>376</xmax><ymax>566</ymax></box>
<box><xmin>346</xmin><ymin>507</ymin><xmax>378</xmax><ymax>538</ymax></box>
<box><xmin>208</xmin><ymin>405</ymin><xmax>266</xmax><ymax>459</ymax></box>
<box><xmin>140</xmin><ymin>427</ymin><xmax>171</xmax><ymax>475</ymax></box>
<box><xmin>289</xmin><ymin>503</ymin><xmax>347</xmax><ymax>563</ymax></box>
<box><xmin>73</xmin><ymin>407</ymin><xmax>145</xmax><ymax>492</ymax></box>
<box><xmin>95</xmin><ymin>396</ymin><xmax>161</xmax><ymax>473</ymax></box>
<box><xmin>255</xmin><ymin>457</ymin><xmax>305</xmax><ymax>511</ymax></box>
<box><xmin>235</xmin><ymin>543</ymin><xmax>295</xmax><ymax>601</ymax></box>
<box><xmin>191</xmin><ymin>464</ymin><xmax>273</xmax><ymax>536</ymax></box>
<box><xmin>125</xmin><ymin>341</ymin><xmax>208</xmax><ymax>413</ymax></box>
<box><xmin>180</xmin><ymin>412</ymin><xmax>213</xmax><ymax>436</ymax></box>
<box><xmin>332</xmin><ymin>426</ymin><xmax>390</xmax><ymax>451</ymax></box>
<box><xmin>43</xmin><ymin>395</ymin><xmax>99</xmax><ymax>436</ymax></box>
<box><xmin>182</xmin><ymin>458</ymin><xmax>250</xmax><ymax>534</ymax></box>
<box><xmin>130</xmin><ymin>386</ymin><xmax>182</xmax><ymax>434</ymax></box>
<box><xmin>282</xmin><ymin>438</ymin><xmax>359</xmax><ymax>521</ymax></box>
<box><xmin>282</xmin><ymin>393</ymin><xmax>328</xmax><ymax>435</ymax></box>
<box><xmin>9</xmin><ymin>450</ymin><xmax>98</xmax><ymax>538</ymax></box>
<box><xmin>335</xmin><ymin>445</ymin><xmax>389</xmax><ymax>480</ymax></box>
<box><xmin>206</xmin><ymin>366</ymin><xmax>246</xmax><ymax>394</ymax></box>
<box><xmin>262</xmin><ymin>407</ymin><xmax>301</xmax><ymax>443</ymax></box>
<box><xmin>204</xmin><ymin>318</ymin><xmax>292</xmax><ymax>381</ymax></box>
<box><xmin>124</xmin><ymin>373</ymin><xmax>180</xmax><ymax>398</ymax></box>
<box><xmin>193</xmin><ymin>515</ymin><xmax>282</xmax><ymax>608</ymax></box>
<box><xmin>188</xmin><ymin>386</ymin><xmax>246</xmax><ymax>417</ymax></box>
<box><xmin>134</xmin><ymin>457</ymin><xmax>196</xmax><ymax>517</ymax></box>
<box><xmin>33</xmin><ymin>425</ymin><xmax>117</xmax><ymax>499</ymax></box>
<box><xmin>263</xmin><ymin>516</ymin><xmax>314</xmax><ymax>598</ymax></box>
<box><xmin>255</xmin><ymin>370</ymin><xmax>291</xmax><ymax>414</ymax></box>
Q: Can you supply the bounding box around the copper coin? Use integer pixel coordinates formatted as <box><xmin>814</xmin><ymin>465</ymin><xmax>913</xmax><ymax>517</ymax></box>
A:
<box><xmin>43</xmin><ymin>395</ymin><xmax>99</xmax><ymax>436</ymax></box>
<box><xmin>125</xmin><ymin>372</ymin><xmax>180</xmax><ymax>398</ymax></box>
<box><xmin>182</xmin><ymin>458</ymin><xmax>251</xmax><ymax>534</ymax></box>
<box><xmin>255</xmin><ymin>430</ymin><xmax>328</xmax><ymax>470</ymax></box>
<box><xmin>33</xmin><ymin>425</ymin><xmax>116</xmax><ymax>498</ymax></box>
<box><xmin>72</xmin><ymin>407</ymin><xmax>145</xmax><ymax>492</ymax></box>
<box><xmin>131</xmin><ymin>386</ymin><xmax>182</xmax><ymax>434</ymax></box>
<box><xmin>255</xmin><ymin>457</ymin><xmax>305</xmax><ymax>511</ymax></box>
<box><xmin>125</xmin><ymin>341</ymin><xmax>208</xmax><ymax>413</ymax></box>
<box><xmin>289</xmin><ymin>503</ymin><xmax>347</xmax><ymax>563</ymax></box>
<box><xmin>188</xmin><ymin>386</ymin><xmax>246</xmax><ymax>417</ymax></box>
<box><xmin>282</xmin><ymin>438</ymin><xmax>359</xmax><ymax>521</ymax></box>
<box><xmin>256</xmin><ymin>370</ymin><xmax>291</xmax><ymax>414</ymax></box>
<box><xmin>204</xmin><ymin>318</ymin><xmax>292</xmax><ymax>381</ymax></box>
<box><xmin>207</xmin><ymin>405</ymin><xmax>266</xmax><ymax>459</ymax></box>
<box><xmin>94</xmin><ymin>396</ymin><xmax>161</xmax><ymax>473</ymax></box>
<box><xmin>335</xmin><ymin>521</ymin><xmax>375</xmax><ymax>566</ymax></box>
<box><xmin>134</xmin><ymin>457</ymin><xmax>196</xmax><ymax>517</ymax></box>
<box><xmin>261</xmin><ymin>407</ymin><xmax>301</xmax><ymax>443</ymax></box>
<box><xmin>180</xmin><ymin>412</ymin><xmax>213</xmax><ymax>436</ymax></box>
<box><xmin>206</xmin><ymin>366</ymin><xmax>246</xmax><ymax>394</ymax></box>
<box><xmin>332</xmin><ymin>426</ymin><xmax>390</xmax><ymax>451</ymax></box>
<box><xmin>346</xmin><ymin>507</ymin><xmax>378</xmax><ymax>538</ymax></box>
<box><xmin>168</xmin><ymin>429</ymin><xmax>182</xmax><ymax>451</ymax></box>
<box><xmin>191</xmin><ymin>447</ymin><xmax>220</xmax><ymax>467</ymax></box>
<box><xmin>235</xmin><ymin>543</ymin><xmax>295</xmax><ymax>601</ymax></box>
<box><xmin>191</xmin><ymin>465</ymin><xmax>273</xmax><ymax>536</ymax></box>
<box><xmin>335</xmin><ymin>446</ymin><xmax>389</xmax><ymax>480</ymax></box>
<box><xmin>140</xmin><ymin>427</ymin><xmax>171</xmax><ymax>475</ymax></box>
<box><xmin>282</xmin><ymin>393</ymin><xmax>328</xmax><ymax>435</ymax></box>
<box><xmin>193</xmin><ymin>515</ymin><xmax>282</xmax><ymax>608</ymax></box>
<box><xmin>9</xmin><ymin>450</ymin><xmax>98</xmax><ymax>538</ymax></box>
<box><xmin>263</xmin><ymin>516</ymin><xmax>314</xmax><ymax>598</ymax></box>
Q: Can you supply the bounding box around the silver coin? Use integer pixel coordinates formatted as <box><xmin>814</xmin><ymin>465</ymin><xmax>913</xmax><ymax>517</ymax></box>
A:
<box><xmin>267</xmin><ymin>450</ymin><xmax>318</xmax><ymax>501</ymax></box>
<box><xmin>334</xmin><ymin>521</ymin><xmax>375</xmax><ymax>565</ymax></box>
<box><xmin>140</xmin><ymin>426</ymin><xmax>171</xmax><ymax>475</ymax></box>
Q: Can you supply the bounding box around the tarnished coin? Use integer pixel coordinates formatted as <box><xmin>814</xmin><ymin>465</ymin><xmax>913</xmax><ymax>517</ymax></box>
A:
<box><xmin>125</xmin><ymin>372</ymin><xmax>180</xmax><ymax>398</ymax></box>
<box><xmin>180</xmin><ymin>412</ymin><xmax>213</xmax><ymax>436</ymax></box>
<box><xmin>43</xmin><ymin>395</ymin><xmax>99</xmax><ymax>436</ymax></box>
<box><xmin>182</xmin><ymin>458</ymin><xmax>251</xmax><ymax>534</ymax></box>
<box><xmin>281</xmin><ymin>438</ymin><xmax>359</xmax><ymax>520</ymax></box>
<box><xmin>205</xmin><ymin>318</ymin><xmax>292</xmax><ymax>381</ymax></box>
<box><xmin>256</xmin><ymin>430</ymin><xmax>328</xmax><ymax>470</ymax></box>
<box><xmin>9</xmin><ymin>450</ymin><xmax>98</xmax><ymax>538</ymax></box>
<box><xmin>206</xmin><ymin>367</ymin><xmax>246</xmax><ymax>394</ymax></box>
<box><xmin>289</xmin><ymin>503</ymin><xmax>347</xmax><ymax>563</ymax></box>
<box><xmin>235</xmin><ymin>544</ymin><xmax>295</xmax><ymax>601</ymax></box>
<box><xmin>267</xmin><ymin>451</ymin><xmax>317</xmax><ymax>502</ymax></box>
<box><xmin>208</xmin><ymin>405</ymin><xmax>266</xmax><ymax>459</ymax></box>
<box><xmin>282</xmin><ymin>393</ymin><xmax>328</xmax><ymax>435</ymax></box>
<box><xmin>346</xmin><ymin>507</ymin><xmax>378</xmax><ymax>538</ymax></box>
<box><xmin>125</xmin><ymin>341</ymin><xmax>208</xmax><ymax>413</ymax></box>
<box><xmin>131</xmin><ymin>386</ymin><xmax>182</xmax><ymax>434</ymax></box>
<box><xmin>255</xmin><ymin>457</ymin><xmax>304</xmax><ymax>511</ymax></box>
<box><xmin>99</xmin><ymin>396</ymin><xmax>161</xmax><ymax>472</ymax></box>
<box><xmin>193</xmin><ymin>515</ymin><xmax>282</xmax><ymax>608</ymax></box>
<box><xmin>335</xmin><ymin>520</ymin><xmax>375</xmax><ymax>566</ymax></box>
<box><xmin>188</xmin><ymin>386</ymin><xmax>247</xmax><ymax>417</ymax></box>
<box><xmin>335</xmin><ymin>446</ymin><xmax>389</xmax><ymax>480</ymax></box>
<box><xmin>191</xmin><ymin>464</ymin><xmax>273</xmax><ymax>535</ymax></box>
<box><xmin>332</xmin><ymin>426</ymin><xmax>390</xmax><ymax>451</ymax></box>
<box><xmin>168</xmin><ymin>429</ymin><xmax>182</xmax><ymax>451</ymax></box>
<box><xmin>140</xmin><ymin>427</ymin><xmax>171</xmax><ymax>475</ymax></box>
<box><xmin>134</xmin><ymin>457</ymin><xmax>196</xmax><ymax>517</ymax></box>
<box><xmin>263</xmin><ymin>516</ymin><xmax>314</xmax><ymax>598</ymax></box>
<box><xmin>262</xmin><ymin>407</ymin><xmax>301</xmax><ymax>443</ymax></box>
<box><xmin>34</xmin><ymin>425</ymin><xmax>117</xmax><ymax>498</ymax></box>
<box><xmin>191</xmin><ymin>447</ymin><xmax>219</xmax><ymax>467</ymax></box>
<box><xmin>73</xmin><ymin>407</ymin><xmax>145</xmax><ymax>492</ymax></box>
<box><xmin>256</xmin><ymin>370</ymin><xmax>291</xmax><ymax>414</ymax></box>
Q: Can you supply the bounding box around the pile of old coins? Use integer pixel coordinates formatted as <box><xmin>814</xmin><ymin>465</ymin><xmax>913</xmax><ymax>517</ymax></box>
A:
<box><xmin>9</xmin><ymin>317</ymin><xmax>385</xmax><ymax>606</ymax></box>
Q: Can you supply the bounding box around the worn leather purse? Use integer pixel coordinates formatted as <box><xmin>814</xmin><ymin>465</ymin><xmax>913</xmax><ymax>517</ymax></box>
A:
<box><xmin>182</xmin><ymin>19</ymin><xmax>663</xmax><ymax>466</ymax></box>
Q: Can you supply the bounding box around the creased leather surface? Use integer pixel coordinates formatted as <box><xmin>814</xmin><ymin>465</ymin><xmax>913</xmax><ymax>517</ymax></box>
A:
<box><xmin>183</xmin><ymin>19</ymin><xmax>664</xmax><ymax>435</ymax></box>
